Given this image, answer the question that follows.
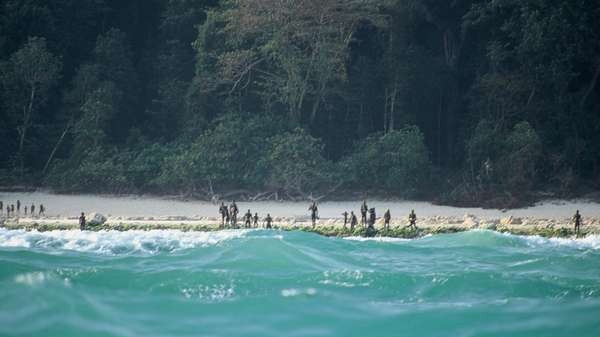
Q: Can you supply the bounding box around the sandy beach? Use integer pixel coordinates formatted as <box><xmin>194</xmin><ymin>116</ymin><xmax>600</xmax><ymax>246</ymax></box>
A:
<box><xmin>1</xmin><ymin>192</ymin><xmax>599</xmax><ymax>236</ymax></box>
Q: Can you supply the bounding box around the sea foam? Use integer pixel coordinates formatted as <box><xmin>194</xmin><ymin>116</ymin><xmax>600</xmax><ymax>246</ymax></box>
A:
<box><xmin>515</xmin><ymin>233</ymin><xmax>600</xmax><ymax>250</ymax></box>
<box><xmin>0</xmin><ymin>228</ymin><xmax>249</xmax><ymax>255</ymax></box>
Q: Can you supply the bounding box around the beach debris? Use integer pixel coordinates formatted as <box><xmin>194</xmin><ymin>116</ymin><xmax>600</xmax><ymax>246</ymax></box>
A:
<box><xmin>87</xmin><ymin>212</ymin><xmax>107</xmax><ymax>226</ymax></box>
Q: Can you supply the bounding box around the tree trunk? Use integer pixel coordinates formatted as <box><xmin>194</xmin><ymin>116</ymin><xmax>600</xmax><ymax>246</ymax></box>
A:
<box><xmin>43</xmin><ymin>121</ymin><xmax>72</xmax><ymax>174</ymax></box>
<box><xmin>383</xmin><ymin>87</ymin><xmax>388</xmax><ymax>133</ymax></box>
<box><xmin>390</xmin><ymin>81</ymin><xmax>397</xmax><ymax>132</ymax></box>
<box><xmin>18</xmin><ymin>85</ymin><xmax>36</xmax><ymax>173</ymax></box>
<box><xmin>580</xmin><ymin>59</ymin><xmax>600</xmax><ymax>110</ymax></box>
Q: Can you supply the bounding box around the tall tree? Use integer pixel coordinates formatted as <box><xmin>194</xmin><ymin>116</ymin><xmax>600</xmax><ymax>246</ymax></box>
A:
<box><xmin>1</xmin><ymin>37</ymin><xmax>61</xmax><ymax>172</ymax></box>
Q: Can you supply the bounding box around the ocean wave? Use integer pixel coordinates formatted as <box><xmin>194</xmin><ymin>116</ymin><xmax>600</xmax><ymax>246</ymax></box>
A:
<box><xmin>0</xmin><ymin>228</ymin><xmax>249</xmax><ymax>255</ymax></box>
<box><xmin>513</xmin><ymin>233</ymin><xmax>600</xmax><ymax>250</ymax></box>
<box><xmin>281</xmin><ymin>288</ymin><xmax>317</xmax><ymax>297</ymax></box>
<box><xmin>344</xmin><ymin>236</ymin><xmax>412</xmax><ymax>243</ymax></box>
<box><xmin>181</xmin><ymin>283</ymin><xmax>236</xmax><ymax>302</ymax></box>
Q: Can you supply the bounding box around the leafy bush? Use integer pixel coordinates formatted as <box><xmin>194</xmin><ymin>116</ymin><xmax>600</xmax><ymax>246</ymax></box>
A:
<box><xmin>267</xmin><ymin>128</ymin><xmax>334</xmax><ymax>193</ymax></box>
<box><xmin>342</xmin><ymin>126</ymin><xmax>431</xmax><ymax>196</ymax></box>
<box><xmin>466</xmin><ymin>120</ymin><xmax>542</xmax><ymax>194</ymax></box>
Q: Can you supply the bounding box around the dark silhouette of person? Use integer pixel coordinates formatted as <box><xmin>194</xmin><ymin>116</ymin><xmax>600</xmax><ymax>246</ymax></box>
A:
<box><xmin>244</xmin><ymin>209</ymin><xmax>252</xmax><ymax>228</ymax></box>
<box><xmin>24</xmin><ymin>206</ymin><xmax>28</xmax><ymax>215</ymax></box>
<box><xmin>342</xmin><ymin>211</ymin><xmax>348</xmax><ymax>228</ymax></box>
<box><xmin>265</xmin><ymin>214</ymin><xmax>273</xmax><ymax>229</ymax></box>
<box><xmin>6</xmin><ymin>205</ymin><xmax>10</xmax><ymax>217</ymax></box>
<box><xmin>308</xmin><ymin>201</ymin><xmax>318</xmax><ymax>227</ymax></box>
<box><xmin>408</xmin><ymin>209</ymin><xmax>417</xmax><ymax>229</ymax></box>
<box><xmin>368</xmin><ymin>208</ymin><xmax>376</xmax><ymax>229</ymax></box>
<box><xmin>350</xmin><ymin>211</ymin><xmax>358</xmax><ymax>231</ymax></box>
<box><xmin>16</xmin><ymin>200</ymin><xmax>20</xmax><ymax>213</ymax></box>
<box><xmin>79</xmin><ymin>212</ymin><xmax>86</xmax><ymax>231</ymax></box>
<box><xmin>31</xmin><ymin>204</ymin><xmax>35</xmax><ymax>216</ymax></box>
<box><xmin>39</xmin><ymin>204</ymin><xmax>45</xmax><ymax>216</ymax></box>
<box><xmin>360</xmin><ymin>200</ymin><xmax>368</xmax><ymax>226</ymax></box>
<box><xmin>230</xmin><ymin>201</ymin><xmax>239</xmax><ymax>227</ymax></box>
<box><xmin>573</xmin><ymin>210</ymin><xmax>582</xmax><ymax>236</ymax></box>
<box><xmin>253</xmin><ymin>213</ymin><xmax>259</xmax><ymax>228</ymax></box>
<box><xmin>384</xmin><ymin>209</ymin><xmax>391</xmax><ymax>230</ymax></box>
<box><xmin>0</xmin><ymin>201</ymin><xmax>3</xmax><ymax>214</ymax></box>
<box><xmin>11</xmin><ymin>204</ymin><xmax>14</xmax><ymax>213</ymax></box>
<box><xmin>219</xmin><ymin>202</ymin><xmax>228</xmax><ymax>227</ymax></box>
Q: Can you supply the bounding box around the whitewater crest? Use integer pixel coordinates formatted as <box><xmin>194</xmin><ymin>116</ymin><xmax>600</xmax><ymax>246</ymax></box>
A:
<box><xmin>0</xmin><ymin>228</ymin><xmax>249</xmax><ymax>255</ymax></box>
<box><xmin>514</xmin><ymin>233</ymin><xmax>600</xmax><ymax>250</ymax></box>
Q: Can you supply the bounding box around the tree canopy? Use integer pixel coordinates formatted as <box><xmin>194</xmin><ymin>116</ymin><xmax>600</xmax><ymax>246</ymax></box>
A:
<box><xmin>1</xmin><ymin>0</ymin><xmax>599</xmax><ymax>206</ymax></box>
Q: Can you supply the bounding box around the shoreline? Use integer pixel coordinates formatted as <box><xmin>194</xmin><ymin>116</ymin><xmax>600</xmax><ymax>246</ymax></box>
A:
<box><xmin>2</xmin><ymin>187</ymin><xmax>599</xmax><ymax>210</ymax></box>
<box><xmin>2</xmin><ymin>215</ymin><xmax>598</xmax><ymax>239</ymax></box>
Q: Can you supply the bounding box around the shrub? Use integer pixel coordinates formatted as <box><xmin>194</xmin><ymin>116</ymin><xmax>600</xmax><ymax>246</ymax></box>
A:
<box><xmin>342</xmin><ymin>125</ymin><xmax>431</xmax><ymax>196</ymax></box>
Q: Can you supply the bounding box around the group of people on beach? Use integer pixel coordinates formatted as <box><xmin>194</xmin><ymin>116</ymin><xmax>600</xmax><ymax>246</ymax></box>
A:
<box><xmin>336</xmin><ymin>200</ymin><xmax>418</xmax><ymax>231</ymax></box>
<box><xmin>0</xmin><ymin>199</ymin><xmax>45</xmax><ymax>218</ymax></box>
<box><xmin>216</xmin><ymin>200</ymin><xmax>585</xmax><ymax>235</ymax></box>
<box><xmin>217</xmin><ymin>199</ymin><xmax>418</xmax><ymax>231</ymax></box>
<box><xmin>219</xmin><ymin>201</ymin><xmax>273</xmax><ymax>229</ymax></box>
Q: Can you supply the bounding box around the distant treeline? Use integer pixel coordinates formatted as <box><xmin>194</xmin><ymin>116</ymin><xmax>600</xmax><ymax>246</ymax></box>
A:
<box><xmin>1</xmin><ymin>0</ymin><xmax>599</xmax><ymax>206</ymax></box>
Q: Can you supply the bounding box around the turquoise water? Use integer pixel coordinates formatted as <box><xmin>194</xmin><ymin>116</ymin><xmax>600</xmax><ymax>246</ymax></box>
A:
<box><xmin>0</xmin><ymin>228</ymin><xmax>599</xmax><ymax>337</ymax></box>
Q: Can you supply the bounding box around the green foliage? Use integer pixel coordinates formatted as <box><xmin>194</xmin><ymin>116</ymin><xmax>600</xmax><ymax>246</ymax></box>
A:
<box><xmin>343</xmin><ymin>126</ymin><xmax>431</xmax><ymax>196</ymax></box>
<box><xmin>0</xmin><ymin>0</ymin><xmax>599</xmax><ymax>204</ymax></box>
<box><xmin>0</xmin><ymin>36</ymin><xmax>61</xmax><ymax>170</ymax></box>
<box><xmin>267</xmin><ymin>128</ymin><xmax>333</xmax><ymax>193</ymax></box>
<box><xmin>466</xmin><ymin>120</ymin><xmax>542</xmax><ymax>194</ymax></box>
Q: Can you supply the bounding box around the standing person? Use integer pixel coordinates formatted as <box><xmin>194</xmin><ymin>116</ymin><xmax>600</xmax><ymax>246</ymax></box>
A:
<box><xmin>11</xmin><ymin>204</ymin><xmax>15</xmax><ymax>213</ymax></box>
<box><xmin>219</xmin><ymin>202</ymin><xmax>228</xmax><ymax>227</ymax></box>
<box><xmin>368</xmin><ymin>208</ymin><xmax>376</xmax><ymax>229</ymax></box>
<box><xmin>360</xmin><ymin>200</ymin><xmax>368</xmax><ymax>227</ymax></box>
<box><xmin>79</xmin><ymin>212</ymin><xmax>86</xmax><ymax>230</ymax></box>
<box><xmin>573</xmin><ymin>210</ymin><xmax>582</xmax><ymax>236</ymax></box>
<box><xmin>24</xmin><ymin>206</ymin><xmax>28</xmax><ymax>216</ymax></box>
<box><xmin>0</xmin><ymin>201</ymin><xmax>3</xmax><ymax>214</ymax></box>
<box><xmin>264</xmin><ymin>213</ymin><xmax>273</xmax><ymax>229</ymax></box>
<box><xmin>244</xmin><ymin>209</ymin><xmax>252</xmax><ymax>228</ymax></box>
<box><xmin>39</xmin><ymin>204</ymin><xmax>45</xmax><ymax>216</ymax></box>
<box><xmin>342</xmin><ymin>211</ymin><xmax>349</xmax><ymax>229</ymax></box>
<box><xmin>384</xmin><ymin>209</ymin><xmax>391</xmax><ymax>230</ymax></box>
<box><xmin>308</xmin><ymin>201</ymin><xmax>319</xmax><ymax>227</ymax></box>
<box><xmin>350</xmin><ymin>211</ymin><xmax>357</xmax><ymax>231</ymax></box>
<box><xmin>408</xmin><ymin>209</ymin><xmax>417</xmax><ymax>229</ymax></box>
<box><xmin>30</xmin><ymin>204</ymin><xmax>35</xmax><ymax>217</ymax></box>
<box><xmin>253</xmin><ymin>213</ymin><xmax>259</xmax><ymax>228</ymax></box>
<box><xmin>6</xmin><ymin>205</ymin><xmax>10</xmax><ymax>217</ymax></box>
<box><xmin>230</xmin><ymin>201</ymin><xmax>239</xmax><ymax>227</ymax></box>
<box><xmin>16</xmin><ymin>200</ymin><xmax>21</xmax><ymax>213</ymax></box>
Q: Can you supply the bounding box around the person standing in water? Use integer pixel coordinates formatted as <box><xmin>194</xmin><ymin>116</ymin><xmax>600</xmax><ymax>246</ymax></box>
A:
<box><xmin>308</xmin><ymin>201</ymin><xmax>319</xmax><ymax>227</ymax></box>
<box><xmin>6</xmin><ymin>205</ymin><xmax>10</xmax><ymax>217</ymax></box>
<box><xmin>264</xmin><ymin>214</ymin><xmax>273</xmax><ymax>229</ymax></box>
<box><xmin>384</xmin><ymin>209</ymin><xmax>391</xmax><ymax>230</ymax></box>
<box><xmin>350</xmin><ymin>211</ymin><xmax>357</xmax><ymax>231</ymax></box>
<box><xmin>30</xmin><ymin>204</ymin><xmax>35</xmax><ymax>217</ymax></box>
<box><xmin>360</xmin><ymin>200</ymin><xmax>368</xmax><ymax>227</ymax></box>
<box><xmin>39</xmin><ymin>204</ymin><xmax>45</xmax><ymax>216</ymax></box>
<box><xmin>573</xmin><ymin>210</ymin><xmax>582</xmax><ymax>236</ymax></box>
<box><xmin>16</xmin><ymin>200</ymin><xmax>21</xmax><ymax>213</ymax></box>
<box><xmin>408</xmin><ymin>209</ymin><xmax>417</xmax><ymax>229</ymax></box>
<box><xmin>24</xmin><ymin>206</ymin><xmax>28</xmax><ymax>216</ymax></box>
<box><xmin>244</xmin><ymin>209</ymin><xmax>252</xmax><ymax>228</ymax></box>
<box><xmin>342</xmin><ymin>211</ymin><xmax>349</xmax><ymax>229</ymax></box>
<box><xmin>253</xmin><ymin>213</ymin><xmax>259</xmax><ymax>228</ymax></box>
<box><xmin>79</xmin><ymin>212</ymin><xmax>86</xmax><ymax>231</ymax></box>
<box><xmin>0</xmin><ymin>201</ymin><xmax>3</xmax><ymax>214</ymax></box>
